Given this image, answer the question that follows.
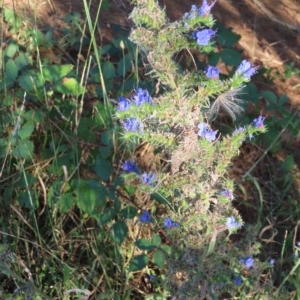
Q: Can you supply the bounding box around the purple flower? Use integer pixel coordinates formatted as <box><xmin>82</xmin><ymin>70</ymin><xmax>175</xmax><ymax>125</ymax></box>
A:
<box><xmin>199</xmin><ymin>0</ymin><xmax>217</xmax><ymax>16</ymax></box>
<box><xmin>239</xmin><ymin>256</ymin><xmax>254</xmax><ymax>268</ymax></box>
<box><xmin>252</xmin><ymin>115</ymin><xmax>266</xmax><ymax>129</ymax></box>
<box><xmin>118</xmin><ymin>96</ymin><xmax>130</xmax><ymax>111</ymax></box>
<box><xmin>122</xmin><ymin>160</ymin><xmax>140</xmax><ymax>174</ymax></box>
<box><xmin>164</xmin><ymin>217</ymin><xmax>179</xmax><ymax>229</ymax></box>
<box><xmin>193</xmin><ymin>29</ymin><xmax>216</xmax><ymax>46</ymax></box>
<box><xmin>133</xmin><ymin>88</ymin><xmax>152</xmax><ymax>106</ymax></box>
<box><xmin>270</xmin><ymin>259</ymin><xmax>275</xmax><ymax>266</ymax></box>
<box><xmin>149</xmin><ymin>274</ymin><xmax>155</xmax><ymax>282</ymax></box>
<box><xmin>234</xmin><ymin>277</ymin><xmax>242</xmax><ymax>286</ymax></box>
<box><xmin>220</xmin><ymin>189</ymin><xmax>234</xmax><ymax>200</ymax></box>
<box><xmin>297</xmin><ymin>241</ymin><xmax>300</xmax><ymax>247</ymax></box>
<box><xmin>205</xmin><ymin>65</ymin><xmax>220</xmax><ymax>79</ymax></box>
<box><xmin>226</xmin><ymin>216</ymin><xmax>242</xmax><ymax>229</ymax></box>
<box><xmin>197</xmin><ymin>123</ymin><xmax>218</xmax><ymax>142</ymax></box>
<box><xmin>233</xmin><ymin>126</ymin><xmax>245</xmax><ymax>134</ymax></box>
<box><xmin>141</xmin><ymin>172</ymin><xmax>156</xmax><ymax>185</ymax></box>
<box><xmin>123</xmin><ymin>117</ymin><xmax>143</xmax><ymax>133</ymax></box>
<box><xmin>140</xmin><ymin>210</ymin><xmax>153</xmax><ymax>223</ymax></box>
<box><xmin>236</xmin><ymin>60</ymin><xmax>257</xmax><ymax>80</ymax></box>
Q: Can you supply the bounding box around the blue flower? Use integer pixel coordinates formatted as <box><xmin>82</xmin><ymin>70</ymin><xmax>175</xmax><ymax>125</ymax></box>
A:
<box><xmin>164</xmin><ymin>217</ymin><xmax>179</xmax><ymax>229</ymax></box>
<box><xmin>252</xmin><ymin>115</ymin><xmax>265</xmax><ymax>129</ymax></box>
<box><xmin>193</xmin><ymin>29</ymin><xmax>216</xmax><ymax>46</ymax></box>
<box><xmin>297</xmin><ymin>241</ymin><xmax>300</xmax><ymax>247</ymax></box>
<box><xmin>270</xmin><ymin>259</ymin><xmax>275</xmax><ymax>266</ymax></box>
<box><xmin>191</xmin><ymin>4</ymin><xmax>197</xmax><ymax>11</ymax></box>
<box><xmin>122</xmin><ymin>160</ymin><xmax>140</xmax><ymax>174</ymax></box>
<box><xmin>226</xmin><ymin>216</ymin><xmax>242</xmax><ymax>229</ymax></box>
<box><xmin>220</xmin><ymin>189</ymin><xmax>234</xmax><ymax>200</ymax></box>
<box><xmin>197</xmin><ymin>123</ymin><xmax>218</xmax><ymax>142</ymax></box>
<box><xmin>235</xmin><ymin>60</ymin><xmax>257</xmax><ymax>80</ymax></box>
<box><xmin>123</xmin><ymin>118</ymin><xmax>143</xmax><ymax>133</ymax></box>
<box><xmin>149</xmin><ymin>274</ymin><xmax>155</xmax><ymax>282</ymax></box>
<box><xmin>117</xmin><ymin>96</ymin><xmax>131</xmax><ymax>111</ymax></box>
<box><xmin>133</xmin><ymin>88</ymin><xmax>152</xmax><ymax>106</ymax></box>
<box><xmin>233</xmin><ymin>126</ymin><xmax>245</xmax><ymax>134</ymax></box>
<box><xmin>199</xmin><ymin>0</ymin><xmax>217</xmax><ymax>16</ymax></box>
<box><xmin>205</xmin><ymin>65</ymin><xmax>220</xmax><ymax>79</ymax></box>
<box><xmin>141</xmin><ymin>172</ymin><xmax>156</xmax><ymax>185</ymax></box>
<box><xmin>140</xmin><ymin>210</ymin><xmax>153</xmax><ymax>223</ymax></box>
<box><xmin>239</xmin><ymin>256</ymin><xmax>254</xmax><ymax>268</ymax></box>
<box><xmin>234</xmin><ymin>276</ymin><xmax>242</xmax><ymax>286</ymax></box>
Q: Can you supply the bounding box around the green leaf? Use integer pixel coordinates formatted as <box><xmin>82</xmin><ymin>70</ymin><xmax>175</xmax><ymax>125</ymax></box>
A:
<box><xmin>208</xmin><ymin>52</ymin><xmax>220</xmax><ymax>66</ymax></box>
<box><xmin>53</xmin><ymin>78</ymin><xmax>84</xmax><ymax>96</ymax></box>
<box><xmin>23</xmin><ymin>110</ymin><xmax>45</xmax><ymax>123</ymax></box>
<box><xmin>94</xmin><ymin>154</ymin><xmax>112</xmax><ymax>181</ymax></box>
<box><xmin>117</xmin><ymin>54</ymin><xmax>132</xmax><ymax>77</ymax></box>
<box><xmin>6</xmin><ymin>59</ymin><xmax>18</xmax><ymax>81</ymax></box>
<box><xmin>58</xmin><ymin>193</ymin><xmax>75</xmax><ymax>213</ymax></box>
<box><xmin>18</xmin><ymin>71</ymin><xmax>43</xmax><ymax>91</ymax></box>
<box><xmin>4</xmin><ymin>42</ymin><xmax>18</xmax><ymax>58</ymax></box>
<box><xmin>261</xmin><ymin>91</ymin><xmax>277</xmax><ymax>104</ymax></box>
<box><xmin>0</xmin><ymin>139</ymin><xmax>8</xmax><ymax>158</ymax></box>
<box><xmin>119</xmin><ymin>206</ymin><xmax>138</xmax><ymax>219</ymax></box>
<box><xmin>278</xmin><ymin>94</ymin><xmax>288</xmax><ymax>107</ymax></box>
<box><xmin>3</xmin><ymin>95</ymin><xmax>14</xmax><ymax>106</ymax></box>
<box><xmin>76</xmin><ymin>188</ymin><xmax>97</xmax><ymax>215</ymax></box>
<box><xmin>128</xmin><ymin>254</ymin><xmax>149</xmax><ymax>272</ymax></box>
<box><xmin>12</xmin><ymin>140</ymin><xmax>33</xmax><ymax>158</ymax></box>
<box><xmin>153</xmin><ymin>250</ymin><xmax>165</xmax><ymax>269</ymax></box>
<box><xmin>220</xmin><ymin>49</ymin><xmax>242</xmax><ymax>66</ymax></box>
<box><xmin>17</xmin><ymin>124</ymin><xmax>34</xmax><ymax>140</ymax></box>
<box><xmin>217</xmin><ymin>28</ymin><xmax>241</xmax><ymax>47</ymax></box>
<box><xmin>98</xmin><ymin>44</ymin><xmax>112</xmax><ymax>56</ymax></box>
<box><xmin>111</xmin><ymin>221</ymin><xmax>128</xmax><ymax>244</ymax></box>
<box><xmin>160</xmin><ymin>244</ymin><xmax>171</xmax><ymax>255</ymax></box>
<box><xmin>125</xmin><ymin>185</ymin><xmax>136</xmax><ymax>196</ymax></box>
<box><xmin>135</xmin><ymin>239</ymin><xmax>157</xmax><ymax>251</ymax></box>
<box><xmin>18</xmin><ymin>191</ymin><xmax>35</xmax><ymax>209</ymax></box>
<box><xmin>281</xmin><ymin>155</ymin><xmax>295</xmax><ymax>173</ymax></box>
<box><xmin>42</xmin><ymin>64</ymin><xmax>73</xmax><ymax>82</ymax></box>
<box><xmin>99</xmin><ymin>147</ymin><xmax>112</xmax><ymax>159</ymax></box>
<box><xmin>15</xmin><ymin>53</ymin><xmax>32</xmax><ymax>70</ymax></box>
<box><xmin>151</xmin><ymin>234</ymin><xmax>161</xmax><ymax>247</ymax></box>
<box><xmin>102</xmin><ymin>61</ymin><xmax>116</xmax><ymax>80</ymax></box>
<box><xmin>151</xmin><ymin>192</ymin><xmax>169</xmax><ymax>205</ymax></box>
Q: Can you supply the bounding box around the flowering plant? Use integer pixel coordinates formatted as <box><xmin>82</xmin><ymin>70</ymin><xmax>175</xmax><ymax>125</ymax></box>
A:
<box><xmin>114</xmin><ymin>0</ymin><xmax>271</xmax><ymax>297</ymax></box>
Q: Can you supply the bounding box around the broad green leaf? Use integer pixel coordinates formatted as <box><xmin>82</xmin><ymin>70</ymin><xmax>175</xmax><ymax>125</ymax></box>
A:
<box><xmin>4</xmin><ymin>42</ymin><xmax>18</xmax><ymax>58</ymax></box>
<box><xmin>220</xmin><ymin>49</ymin><xmax>242</xmax><ymax>66</ymax></box>
<box><xmin>135</xmin><ymin>239</ymin><xmax>156</xmax><ymax>251</ymax></box>
<box><xmin>125</xmin><ymin>185</ymin><xmax>136</xmax><ymax>196</ymax></box>
<box><xmin>151</xmin><ymin>192</ymin><xmax>169</xmax><ymax>205</ymax></box>
<box><xmin>12</xmin><ymin>140</ymin><xmax>33</xmax><ymax>158</ymax></box>
<box><xmin>117</xmin><ymin>54</ymin><xmax>132</xmax><ymax>77</ymax></box>
<box><xmin>281</xmin><ymin>155</ymin><xmax>295</xmax><ymax>173</ymax></box>
<box><xmin>58</xmin><ymin>193</ymin><xmax>75</xmax><ymax>213</ymax></box>
<box><xmin>19</xmin><ymin>191</ymin><xmax>35</xmax><ymax>209</ymax></box>
<box><xmin>15</xmin><ymin>53</ymin><xmax>32</xmax><ymax>70</ymax></box>
<box><xmin>217</xmin><ymin>28</ymin><xmax>241</xmax><ymax>47</ymax></box>
<box><xmin>94</xmin><ymin>154</ymin><xmax>112</xmax><ymax>181</ymax></box>
<box><xmin>99</xmin><ymin>147</ymin><xmax>112</xmax><ymax>159</ymax></box>
<box><xmin>160</xmin><ymin>244</ymin><xmax>171</xmax><ymax>255</ymax></box>
<box><xmin>111</xmin><ymin>221</ymin><xmax>128</xmax><ymax>244</ymax></box>
<box><xmin>23</xmin><ymin>110</ymin><xmax>45</xmax><ymax>123</ymax></box>
<box><xmin>18</xmin><ymin>71</ymin><xmax>43</xmax><ymax>91</ymax></box>
<box><xmin>6</xmin><ymin>59</ymin><xmax>18</xmax><ymax>81</ymax></box>
<box><xmin>3</xmin><ymin>95</ymin><xmax>14</xmax><ymax>106</ymax></box>
<box><xmin>53</xmin><ymin>78</ymin><xmax>84</xmax><ymax>97</ymax></box>
<box><xmin>153</xmin><ymin>250</ymin><xmax>165</xmax><ymax>269</ymax></box>
<box><xmin>261</xmin><ymin>90</ymin><xmax>277</xmax><ymax>104</ymax></box>
<box><xmin>98</xmin><ymin>44</ymin><xmax>112</xmax><ymax>56</ymax></box>
<box><xmin>42</xmin><ymin>64</ymin><xmax>73</xmax><ymax>82</ymax></box>
<box><xmin>76</xmin><ymin>188</ymin><xmax>97</xmax><ymax>215</ymax></box>
<box><xmin>128</xmin><ymin>254</ymin><xmax>149</xmax><ymax>272</ymax></box>
<box><xmin>0</xmin><ymin>138</ymin><xmax>8</xmax><ymax>158</ymax></box>
<box><xmin>17</xmin><ymin>124</ymin><xmax>34</xmax><ymax>140</ymax></box>
<box><xmin>119</xmin><ymin>206</ymin><xmax>138</xmax><ymax>219</ymax></box>
<box><xmin>151</xmin><ymin>234</ymin><xmax>161</xmax><ymax>247</ymax></box>
<box><xmin>102</xmin><ymin>61</ymin><xmax>116</xmax><ymax>80</ymax></box>
<box><xmin>278</xmin><ymin>94</ymin><xmax>288</xmax><ymax>107</ymax></box>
